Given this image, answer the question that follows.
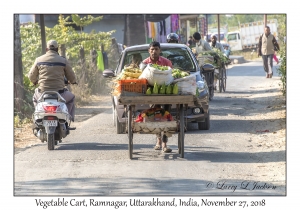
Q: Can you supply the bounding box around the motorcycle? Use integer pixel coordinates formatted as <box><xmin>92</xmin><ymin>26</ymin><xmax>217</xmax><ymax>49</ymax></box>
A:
<box><xmin>32</xmin><ymin>83</ymin><xmax>76</xmax><ymax>150</ymax></box>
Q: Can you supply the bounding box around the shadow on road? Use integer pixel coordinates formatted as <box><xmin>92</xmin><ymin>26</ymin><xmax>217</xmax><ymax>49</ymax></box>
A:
<box><xmin>56</xmin><ymin>142</ymin><xmax>285</xmax><ymax>164</ymax></box>
<box><xmin>223</xmin><ymin>88</ymin><xmax>280</xmax><ymax>95</ymax></box>
<box><xmin>14</xmin><ymin>177</ymin><xmax>285</xmax><ymax>196</ymax></box>
<box><xmin>187</xmin><ymin>117</ymin><xmax>285</xmax><ymax>133</ymax></box>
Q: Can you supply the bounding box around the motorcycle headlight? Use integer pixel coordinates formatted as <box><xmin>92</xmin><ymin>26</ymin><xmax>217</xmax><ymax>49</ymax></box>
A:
<box><xmin>192</xmin><ymin>107</ymin><xmax>201</xmax><ymax>114</ymax></box>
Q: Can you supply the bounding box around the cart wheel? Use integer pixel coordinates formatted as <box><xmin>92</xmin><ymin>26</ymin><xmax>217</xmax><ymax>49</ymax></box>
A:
<box><xmin>128</xmin><ymin>105</ymin><xmax>133</xmax><ymax>159</ymax></box>
<box><xmin>209</xmin><ymin>86</ymin><xmax>214</xmax><ymax>101</ymax></box>
<box><xmin>178</xmin><ymin>130</ymin><xmax>181</xmax><ymax>154</ymax></box>
<box><xmin>223</xmin><ymin>67</ymin><xmax>227</xmax><ymax>92</ymax></box>
<box><xmin>208</xmin><ymin>72</ymin><xmax>214</xmax><ymax>101</ymax></box>
<box><xmin>218</xmin><ymin>68</ymin><xmax>223</xmax><ymax>93</ymax></box>
<box><xmin>179</xmin><ymin>104</ymin><xmax>184</xmax><ymax>158</ymax></box>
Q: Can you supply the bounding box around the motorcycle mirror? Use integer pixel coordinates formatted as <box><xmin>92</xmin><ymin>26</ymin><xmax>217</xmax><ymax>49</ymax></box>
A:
<box><xmin>103</xmin><ymin>69</ymin><xmax>115</xmax><ymax>78</ymax></box>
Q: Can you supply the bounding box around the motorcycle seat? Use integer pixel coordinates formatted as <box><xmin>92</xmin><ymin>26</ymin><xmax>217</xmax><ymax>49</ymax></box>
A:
<box><xmin>43</xmin><ymin>94</ymin><xmax>58</xmax><ymax>100</ymax></box>
<box><xmin>201</xmin><ymin>63</ymin><xmax>215</xmax><ymax>71</ymax></box>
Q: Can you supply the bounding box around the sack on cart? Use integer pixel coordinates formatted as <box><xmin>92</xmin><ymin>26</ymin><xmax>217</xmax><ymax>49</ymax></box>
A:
<box><xmin>173</xmin><ymin>74</ymin><xmax>197</xmax><ymax>95</ymax></box>
<box><xmin>138</xmin><ymin>64</ymin><xmax>173</xmax><ymax>86</ymax></box>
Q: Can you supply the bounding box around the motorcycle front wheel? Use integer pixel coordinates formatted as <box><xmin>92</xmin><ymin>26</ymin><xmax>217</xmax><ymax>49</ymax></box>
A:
<box><xmin>47</xmin><ymin>133</ymin><xmax>55</xmax><ymax>150</ymax></box>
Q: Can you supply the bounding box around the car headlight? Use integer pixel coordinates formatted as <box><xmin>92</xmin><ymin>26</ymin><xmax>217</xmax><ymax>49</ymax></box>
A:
<box><xmin>196</xmin><ymin>80</ymin><xmax>205</xmax><ymax>91</ymax></box>
<box><xmin>192</xmin><ymin>107</ymin><xmax>201</xmax><ymax>114</ymax></box>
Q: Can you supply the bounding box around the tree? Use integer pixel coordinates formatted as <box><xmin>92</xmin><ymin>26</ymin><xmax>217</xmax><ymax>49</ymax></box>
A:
<box><xmin>14</xmin><ymin>14</ymin><xmax>25</xmax><ymax>118</ymax></box>
<box><xmin>70</xmin><ymin>14</ymin><xmax>103</xmax><ymax>33</ymax></box>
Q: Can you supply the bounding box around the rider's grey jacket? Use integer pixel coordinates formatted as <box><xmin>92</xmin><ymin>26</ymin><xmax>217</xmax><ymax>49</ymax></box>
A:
<box><xmin>28</xmin><ymin>50</ymin><xmax>76</xmax><ymax>92</ymax></box>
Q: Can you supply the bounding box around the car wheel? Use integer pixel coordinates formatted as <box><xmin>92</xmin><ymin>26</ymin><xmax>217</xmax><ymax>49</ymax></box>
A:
<box><xmin>115</xmin><ymin>109</ymin><xmax>125</xmax><ymax>134</ymax></box>
<box><xmin>198</xmin><ymin>111</ymin><xmax>210</xmax><ymax>130</ymax></box>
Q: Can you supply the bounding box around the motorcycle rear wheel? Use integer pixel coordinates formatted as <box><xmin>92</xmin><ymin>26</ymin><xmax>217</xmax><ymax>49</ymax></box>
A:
<box><xmin>47</xmin><ymin>133</ymin><xmax>55</xmax><ymax>150</ymax></box>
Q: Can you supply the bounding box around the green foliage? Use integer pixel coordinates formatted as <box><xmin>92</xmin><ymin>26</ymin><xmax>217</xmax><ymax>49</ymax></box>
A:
<box><xmin>19</xmin><ymin>14</ymin><xmax>116</xmax><ymax>119</ymax></box>
<box><xmin>268</xmin><ymin>14</ymin><xmax>286</xmax><ymax>96</ymax></box>
<box><xmin>276</xmin><ymin>43</ymin><xmax>286</xmax><ymax>96</ymax></box>
<box><xmin>20</xmin><ymin>13</ymin><xmax>115</xmax><ymax>75</ymax></box>
<box><xmin>70</xmin><ymin>14</ymin><xmax>103</xmax><ymax>32</ymax></box>
<box><xmin>14</xmin><ymin>115</ymin><xmax>32</xmax><ymax>128</ymax></box>
<box><xmin>14</xmin><ymin>115</ymin><xmax>21</xmax><ymax>127</ymax></box>
<box><xmin>44</xmin><ymin>14</ymin><xmax>115</xmax><ymax>61</ymax></box>
<box><xmin>20</xmin><ymin>23</ymin><xmax>42</xmax><ymax>75</ymax></box>
<box><xmin>199</xmin><ymin>49</ymin><xmax>230</xmax><ymax>68</ymax></box>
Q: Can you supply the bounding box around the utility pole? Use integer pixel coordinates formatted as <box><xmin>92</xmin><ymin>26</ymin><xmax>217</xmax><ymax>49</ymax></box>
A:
<box><xmin>217</xmin><ymin>14</ymin><xmax>220</xmax><ymax>42</ymax></box>
<box><xmin>40</xmin><ymin>14</ymin><xmax>46</xmax><ymax>54</ymax></box>
<box><xmin>264</xmin><ymin>14</ymin><xmax>267</xmax><ymax>27</ymax></box>
<box><xmin>143</xmin><ymin>14</ymin><xmax>147</xmax><ymax>44</ymax></box>
<box><xmin>206</xmin><ymin>14</ymin><xmax>208</xmax><ymax>40</ymax></box>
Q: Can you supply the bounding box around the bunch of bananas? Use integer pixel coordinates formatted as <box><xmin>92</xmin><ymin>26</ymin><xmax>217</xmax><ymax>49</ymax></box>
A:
<box><xmin>124</xmin><ymin>67</ymin><xmax>143</xmax><ymax>73</ymax></box>
<box><xmin>119</xmin><ymin>67</ymin><xmax>143</xmax><ymax>80</ymax></box>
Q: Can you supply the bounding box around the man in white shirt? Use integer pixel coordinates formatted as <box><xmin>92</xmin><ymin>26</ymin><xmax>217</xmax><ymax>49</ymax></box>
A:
<box><xmin>192</xmin><ymin>32</ymin><xmax>212</xmax><ymax>55</ymax></box>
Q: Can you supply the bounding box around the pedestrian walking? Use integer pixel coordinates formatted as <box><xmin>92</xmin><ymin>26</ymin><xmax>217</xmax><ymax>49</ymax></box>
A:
<box><xmin>257</xmin><ymin>26</ymin><xmax>280</xmax><ymax>78</ymax></box>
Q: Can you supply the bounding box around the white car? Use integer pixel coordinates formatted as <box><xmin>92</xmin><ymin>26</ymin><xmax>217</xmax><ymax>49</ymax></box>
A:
<box><xmin>103</xmin><ymin>43</ymin><xmax>211</xmax><ymax>133</ymax></box>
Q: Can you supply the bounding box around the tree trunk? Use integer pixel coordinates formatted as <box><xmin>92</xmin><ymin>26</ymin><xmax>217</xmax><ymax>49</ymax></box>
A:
<box><xmin>60</xmin><ymin>44</ymin><xmax>66</xmax><ymax>58</ymax></box>
<box><xmin>14</xmin><ymin>14</ymin><xmax>25</xmax><ymax>118</ymax></box>
<box><xmin>79</xmin><ymin>47</ymin><xmax>86</xmax><ymax>85</ymax></box>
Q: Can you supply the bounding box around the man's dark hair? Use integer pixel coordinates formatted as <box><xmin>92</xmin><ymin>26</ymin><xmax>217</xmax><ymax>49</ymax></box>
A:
<box><xmin>193</xmin><ymin>32</ymin><xmax>201</xmax><ymax>41</ymax></box>
<box><xmin>149</xmin><ymin>41</ymin><xmax>160</xmax><ymax>48</ymax></box>
<box><xmin>265</xmin><ymin>26</ymin><xmax>270</xmax><ymax>29</ymax></box>
<box><xmin>49</xmin><ymin>47</ymin><xmax>59</xmax><ymax>52</ymax></box>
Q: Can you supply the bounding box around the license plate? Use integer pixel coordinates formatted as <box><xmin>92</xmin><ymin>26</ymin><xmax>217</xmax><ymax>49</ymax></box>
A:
<box><xmin>43</xmin><ymin>120</ymin><xmax>58</xmax><ymax>127</ymax></box>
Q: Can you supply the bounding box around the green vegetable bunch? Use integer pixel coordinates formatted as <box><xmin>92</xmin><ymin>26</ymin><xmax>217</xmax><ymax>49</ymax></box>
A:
<box><xmin>172</xmin><ymin>68</ymin><xmax>189</xmax><ymax>79</ymax></box>
<box><xmin>199</xmin><ymin>49</ymin><xmax>230</xmax><ymax>68</ymax></box>
<box><xmin>150</xmin><ymin>64</ymin><xmax>169</xmax><ymax>71</ymax></box>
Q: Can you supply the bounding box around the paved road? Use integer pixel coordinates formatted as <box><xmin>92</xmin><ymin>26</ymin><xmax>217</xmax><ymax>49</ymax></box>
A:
<box><xmin>14</xmin><ymin>61</ymin><xmax>285</xmax><ymax>197</ymax></box>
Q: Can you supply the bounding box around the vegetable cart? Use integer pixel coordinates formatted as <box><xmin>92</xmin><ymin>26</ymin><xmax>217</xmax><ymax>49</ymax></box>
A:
<box><xmin>117</xmin><ymin>94</ymin><xmax>196</xmax><ymax>159</ymax></box>
<box><xmin>198</xmin><ymin>51</ymin><xmax>230</xmax><ymax>93</ymax></box>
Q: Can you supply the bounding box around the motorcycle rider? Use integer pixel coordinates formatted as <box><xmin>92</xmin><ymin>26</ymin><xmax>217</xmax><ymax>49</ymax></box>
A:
<box><xmin>167</xmin><ymin>33</ymin><xmax>179</xmax><ymax>43</ymax></box>
<box><xmin>28</xmin><ymin>40</ymin><xmax>77</xmax><ymax>127</ymax></box>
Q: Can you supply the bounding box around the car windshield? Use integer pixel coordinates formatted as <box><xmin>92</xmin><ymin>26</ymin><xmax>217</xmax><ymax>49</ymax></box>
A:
<box><xmin>122</xmin><ymin>47</ymin><xmax>196</xmax><ymax>72</ymax></box>
<box><xmin>212</xmin><ymin>33</ymin><xmax>225</xmax><ymax>41</ymax></box>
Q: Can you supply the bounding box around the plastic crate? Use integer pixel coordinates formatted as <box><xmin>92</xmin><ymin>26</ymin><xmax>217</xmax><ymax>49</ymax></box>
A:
<box><xmin>118</xmin><ymin>79</ymin><xmax>148</xmax><ymax>94</ymax></box>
